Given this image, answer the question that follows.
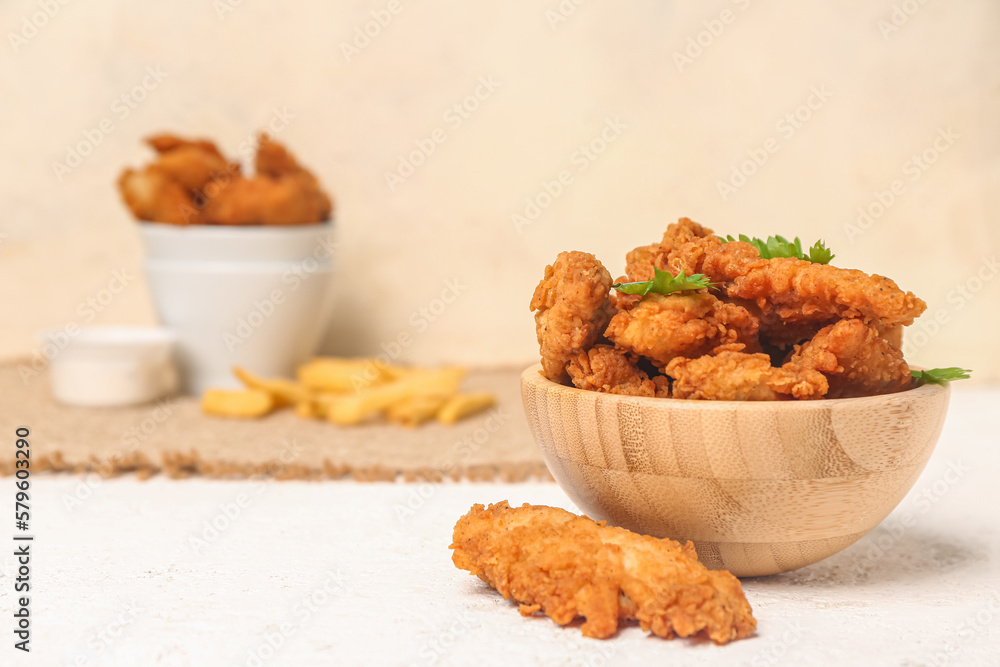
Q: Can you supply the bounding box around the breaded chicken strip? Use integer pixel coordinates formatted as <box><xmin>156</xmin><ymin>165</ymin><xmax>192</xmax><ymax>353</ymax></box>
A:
<box><xmin>696</xmin><ymin>244</ymin><xmax>927</xmax><ymax>327</ymax></box>
<box><xmin>666</xmin><ymin>348</ymin><xmax>828</xmax><ymax>401</ymax></box>
<box><xmin>153</xmin><ymin>145</ymin><xmax>233</xmax><ymax>193</ymax></box>
<box><xmin>624</xmin><ymin>218</ymin><xmax>713</xmax><ymax>281</ymax></box>
<box><xmin>451</xmin><ymin>501</ymin><xmax>756</xmax><ymax>644</ymax></box>
<box><xmin>566</xmin><ymin>345</ymin><xmax>669</xmax><ymax>397</ymax></box>
<box><xmin>785</xmin><ymin>319</ymin><xmax>912</xmax><ymax>398</ymax></box>
<box><xmin>202</xmin><ymin>172</ymin><xmax>332</xmax><ymax>225</ymax></box>
<box><xmin>117</xmin><ymin>165</ymin><xmax>193</xmax><ymax>225</ymax></box>
<box><xmin>199</xmin><ymin>135</ymin><xmax>333</xmax><ymax>225</ymax></box>
<box><xmin>604</xmin><ymin>293</ymin><xmax>759</xmax><ymax>370</ymax></box>
<box><xmin>530</xmin><ymin>252</ymin><xmax>614</xmax><ymax>383</ymax></box>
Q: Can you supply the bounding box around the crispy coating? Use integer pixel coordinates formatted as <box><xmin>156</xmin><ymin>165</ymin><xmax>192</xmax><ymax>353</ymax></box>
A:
<box><xmin>119</xmin><ymin>133</ymin><xmax>332</xmax><ymax>226</ymax></box>
<box><xmin>698</xmin><ymin>240</ymin><xmax>762</xmax><ymax>282</ymax></box>
<box><xmin>146</xmin><ymin>133</ymin><xmax>225</xmax><ymax>160</ymax></box>
<box><xmin>664</xmin><ymin>234</ymin><xmax>725</xmax><ymax>277</ymax></box>
<box><xmin>154</xmin><ymin>145</ymin><xmax>232</xmax><ymax>192</ymax></box>
<box><xmin>451</xmin><ymin>501</ymin><xmax>756</xmax><ymax>643</ymax></box>
<box><xmin>605</xmin><ymin>293</ymin><xmax>760</xmax><ymax>370</ymax></box>
<box><xmin>785</xmin><ymin>319</ymin><xmax>912</xmax><ymax>398</ymax></box>
<box><xmin>530</xmin><ymin>252</ymin><xmax>614</xmax><ymax>383</ymax></box>
<box><xmin>624</xmin><ymin>244</ymin><xmax>664</xmax><ymax>282</ymax></box>
<box><xmin>535</xmin><ymin>219</ymin><xmax>926</xmax><ymax>402</ymax></box>
<box><xmin>698</xmin><ymin>246</ymin><xmax>927</xmax><ymax>327</ymax></box>
<box><xmin>624</xmin><ymin>218</ymin><xmax>713</xmax><ymax>281</ymax></box>
<box><xmin>666</xmin><ymin>348</ymin><xmax>828</xmax><ymax>401</ymax></box>
<box><xmin>117</xmin><ymin>166</ymin><xmax>193</xmax><ymax>225</ymax></box>
<box><xmin>730</xmin><ymin>297</ymin><xmax>836</xmax><ymax>350</ymax></box>
<box><xmin>255</xmin><ymin>133</ymin><xmax>302</xmax><ymax>177</ymax></box>
<box><xmin>202</xmin><ymin>172</ymin><xmax>332</xmax><ymax>226</ymax></box>
<box><xmin>609</xmin><ymin>275</ymin><xmax>643</xmax><ymax>311</ymax></box>
<box><xmin>566</xmin><ymin>345</ymin><xmax>669</xmax><ymax>397</ymax></box>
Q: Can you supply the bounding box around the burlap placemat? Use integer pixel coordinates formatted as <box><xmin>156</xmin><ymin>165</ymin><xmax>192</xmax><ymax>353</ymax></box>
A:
<box><xmin>0</xmin><ymin>361</ymin><xmax>551</xmax><ymax>482</ymax></box>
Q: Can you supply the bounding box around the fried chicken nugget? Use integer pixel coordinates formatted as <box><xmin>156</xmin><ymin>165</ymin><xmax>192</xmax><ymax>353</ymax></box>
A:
<box><xmin>566</xmin><ymin>345</ymin><xmax>669</xmax><ymax>397</ymax></box>
<box><xmin>785</xmin><ymin>318</ymin><xmax>912</xmax><ymax>398</ymax></box>
<box><xmin>604</xmin><ymin>292</ymin><xmax>760</xmax><ymax>371</ymax></box>
<box><xmin>624</xmin><ymin>217</ymin><xmax>713</xmax><ymax>281</ymax></box>
<box><xmin>451</xmin><ymin>501</ymin><xmax>757</xmax><ymax>643</ymax></box>
<box><xmin>117</xmin><ymin>165</ymin><xmax>193</xmax><ymax>225</ymax></box>
<box><xmin>530</xmin><ymin>252</ymin><xmax>614</xmax><ymax>383</ymax></box>
<box><xmin>666</xmin><ymin>347</ymin><xmax>828</xmax><ymax>401</ymax></box>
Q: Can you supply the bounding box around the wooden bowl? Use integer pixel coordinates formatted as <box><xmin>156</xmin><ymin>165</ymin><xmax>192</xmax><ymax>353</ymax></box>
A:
<box><xmin>521</xmin><ymin>364</ymin><xmax>950</xmax><ymax>577</ymax></box>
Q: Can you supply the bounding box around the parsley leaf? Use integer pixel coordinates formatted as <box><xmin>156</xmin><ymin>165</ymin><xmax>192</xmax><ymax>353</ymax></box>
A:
<box><xmin>806</xmin><ymin>239</ymin><xmax>835</xmax><ymax>264</ymax></box>
<box><xmin>612</xmin><ymin>267</ymin><xmax>714</xmax><ymax>296</ymax></box>
<box><xmin>721</xmin><ymin>234</ymin><xmax>835</xmax><ymax>264</ymax></box>
<box><xmin>911</xmin><ymin>367</ymin><xmax>972</xmax><ymax>385</ymax></box>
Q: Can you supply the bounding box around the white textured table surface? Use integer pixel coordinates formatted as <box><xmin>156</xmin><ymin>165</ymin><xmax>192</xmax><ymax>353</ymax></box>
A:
<box><xmin>3</xmin><ymin>387</ymin><xmax>999</xmax><ymax>667</ymax></box>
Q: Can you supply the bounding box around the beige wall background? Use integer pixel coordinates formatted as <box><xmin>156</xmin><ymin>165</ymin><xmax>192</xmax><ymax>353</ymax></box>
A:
<box><xmin>1</xmin><ymin>0</ymin><xmax>998</xmax><ymax>379</ymax></box>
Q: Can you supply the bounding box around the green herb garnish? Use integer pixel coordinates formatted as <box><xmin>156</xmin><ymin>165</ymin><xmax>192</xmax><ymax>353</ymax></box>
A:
<box><xmin>911</xmin><ymin>367</ymin><xmax>972</xmax><ymax>385</ymax></box>
<box><xmin>612</xmin><ymin>267</ymin><xmax>714</xmax><ymax>296</ymax></box>
<box><xmin>720</xmin><ymin>234</ymin><xmax>834</xmax><ymax>264</ymax></box>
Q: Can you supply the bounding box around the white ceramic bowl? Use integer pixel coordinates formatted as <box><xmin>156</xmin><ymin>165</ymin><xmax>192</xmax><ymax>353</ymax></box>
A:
<box><xmin>138</xmin><ymin>222</ymin><xmax>336</xmax><ymax>395</ymax></box>
<box><xmin>42</xmin><ymin>326</ymin><xmax>178</xmax><ymax>406</ymax></box>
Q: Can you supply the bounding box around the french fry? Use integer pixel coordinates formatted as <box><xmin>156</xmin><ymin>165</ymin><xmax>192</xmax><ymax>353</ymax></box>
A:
<box><xmin>385</xmin><ymin>393</ymin><xmax>453</xmax><ymax>428</ymax></box>
<box><xmin>201</xmin><ymin>389</ymin><xmax>275</xmax><ymax>418</ymax></box>
<box><xmin>207</xmin><ymin>357</ymin><xmax>483</xmax><ymax>427</ymax></box>
<box><xmin>324</xmin><ymin>367</ymin><xmax>466</xmax><ymax>425</ymax></box>
<box><xmin>233</xmin><ymin>366</ymin><xmax>310</xmax><ymax>407</ymax></box>
<box><xmin>294</xmin><ymin>399</ymin><xmax>322</xmax><ymax>419</ymax></box>
<box><xmin>297</xmin><ymin>357</ymin><xmax>402</xmax><ymax>393</ymax></box>
<box><xmin>436</xmin><ymin>392</ymin><xmax>496</xmax><ymax>424</ymax></box>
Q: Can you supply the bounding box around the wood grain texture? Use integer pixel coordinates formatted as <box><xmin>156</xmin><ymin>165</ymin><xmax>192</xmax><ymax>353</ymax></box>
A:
<box><xmin>521</xmin><ymin>364</ymin><xmax>950</xmax><ymax>577</ymax></box>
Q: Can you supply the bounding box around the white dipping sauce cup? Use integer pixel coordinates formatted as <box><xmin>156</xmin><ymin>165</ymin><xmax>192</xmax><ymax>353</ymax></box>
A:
<box><xmin>42</xmin><ymin>326</ymin><xmax>178</xmax><ymax>407</ymax></box>
<box><xmin>139</xmin><ymin>222</ymin><xmax>335</xmax><ymax>395</ymax></box>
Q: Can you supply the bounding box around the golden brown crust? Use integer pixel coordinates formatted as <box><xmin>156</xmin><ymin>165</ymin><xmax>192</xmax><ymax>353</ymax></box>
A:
<box><xmin>566</xmin><ymin>345</ymin><xmax>667</xmax><ymax>397</ymax></box>
<box><xmin>256</xmin><ymin>132</ymin><xmax>304</xmax><ymax>178</ymax></box>
<box><xmin>202</xmin><ymin>172</ymin><xmax>332</xmax><ymax>226</ymax></box>
<box><xmin>664</xmin><ymin>234</ymin><xmax>725</xmax><ymax>277</ymax></box>
<box><xmin>785</xmin><ymin>319</ymin><xmax>912</xmax><ymax>398</ymax></box>
<box><xmin>145</xmin><ymin>133</ymin><xmax>226</xmax><ymax>160</ymax></box>
<box><xmin>666</xmin><ymin>349</ymin><xmax>828</xmax><ymax>401</ymax></box>
<box><xmin>451</xmin><ymin>501</ymin><xmax>757</xmax><ymax>643</ymax></box>
<box><xmin>117</xmin><ymin>166</ymin><xmax>194</xmax><ymax>225</ymax></box>
<box><xmin>118</xmin><ymin>133</ymin><xmax>331</xmax><ymax>226</ymax></box>
<box><xmin>153</xmin><ymin>145</ymin><xmax>232</xmax><ymax>193</ymax></box>
<box><xmin>702</xmin><ymin>251</ymin><xmax>927</xmax><ymax>327</ymax></box>
<box><xmin>624</xmin><ymin>243</ymin><xmax>664</xmax><ymax>282</ymax></box>
<box><xmin>530</xmin><ymin>252</ymin><xmax>614</xmax><ymax>383</ymax></box>
<box><xmin>533</xmin><ymin>218</ymin><xmax>926</xmax><ymax>402</ymax></box>
<box><xmin>624</xmin><ymin>218</ymin><xmax>714</xmax><ymax>281</ymax></box>
<box><xmin>604</xmin><ymin>293</ymin><xmax>760</xmax><ymax>370</ymax></box>
<box><xmin>700</xmin><ymin>240</ymin><xmax>763</xmax><ymax>282</ymax></box>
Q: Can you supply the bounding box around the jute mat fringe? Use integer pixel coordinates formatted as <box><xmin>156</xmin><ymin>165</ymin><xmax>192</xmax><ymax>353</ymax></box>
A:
<box><xmin>0</xmin><ymin>361</ymin><xmax>552</xmax><ymax>483</ymax></box>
